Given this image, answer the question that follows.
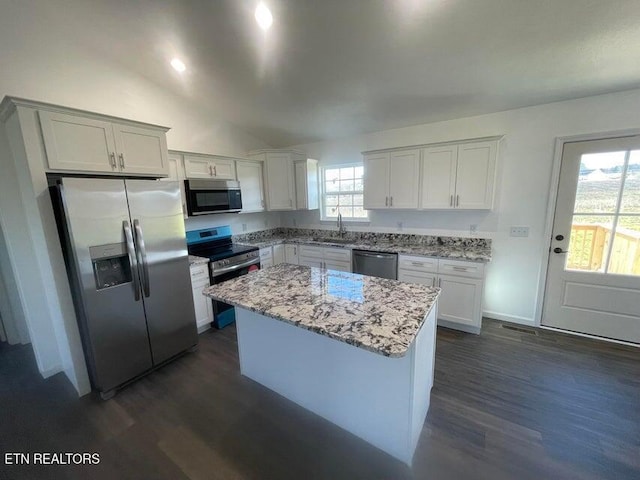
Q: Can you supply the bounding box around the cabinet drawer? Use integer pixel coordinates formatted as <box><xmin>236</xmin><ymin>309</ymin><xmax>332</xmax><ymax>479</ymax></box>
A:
<box><xmin>398</xmin><ymin>270</ymin><xmax>437</xmax><ymax>286</ymax></box>
<box><xmin>437</xmin><ymin>259</ymin><xmax>484</xmax><ymax>278</ymax></box>
<box><xmin>324</xmin><ymin>260</ymin><xmax>351</xmax><ymax>272</ymax></box>
<box><xmin>299</xmin><ymin>245</ymin><xmax>324</xmax><ymax>258</ymax></box>
<box><xmin>190</xmin><ymin>264</ymin><xmax>208</xmax><ymax>280</ymax></box>
<box><xmin>323</xmin><ymin>247</ymin><xmax>351</xmax><ymax>262</ymax></box>
<box><xmin>260</xmin><ymin>247</ymin><xmax>273</xmax><ymax>260</ymax></box>
<box><xmin>398</xmin><ymin>255</ymin><xmax>438</xmax><ymax>274</ymax></box>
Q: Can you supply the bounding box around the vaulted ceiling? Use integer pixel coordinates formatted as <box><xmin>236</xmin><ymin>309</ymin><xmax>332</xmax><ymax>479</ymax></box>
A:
<box><xmin>4</xmin><ymin>0</ymin><xmax>640</xmax><ymax>146</ymax></box>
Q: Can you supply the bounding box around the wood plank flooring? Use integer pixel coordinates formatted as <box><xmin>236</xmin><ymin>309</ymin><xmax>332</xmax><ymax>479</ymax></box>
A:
<box><xmin>1</xmin><ymin>319</ymin><xmax>639</xmax><ymax>479</ymax></box>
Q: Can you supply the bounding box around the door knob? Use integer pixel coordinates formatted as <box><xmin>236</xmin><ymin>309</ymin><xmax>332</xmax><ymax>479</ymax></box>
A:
<box><xmin>553</xmin><ymin>247</ymin><xmax>568</xmax><ymax>254</ymax></box>
<box><xmin>555</xmin><ymin>234</ymin><xmax>564</xmax><ymax>241</ymax></box>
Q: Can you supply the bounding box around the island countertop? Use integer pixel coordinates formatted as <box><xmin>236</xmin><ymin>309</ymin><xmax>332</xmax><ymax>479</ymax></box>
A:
<box><xmin>203</xmin><ymin>264</ymin><xmax>440</xmax><ymax>358</ymax></box>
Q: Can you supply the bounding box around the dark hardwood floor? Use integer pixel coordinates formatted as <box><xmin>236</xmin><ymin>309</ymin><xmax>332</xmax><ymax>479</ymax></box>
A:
<box><xmin>1</xmin><ymin>319</ymin><xmax>639</xmax><ymax>479</ymax></box>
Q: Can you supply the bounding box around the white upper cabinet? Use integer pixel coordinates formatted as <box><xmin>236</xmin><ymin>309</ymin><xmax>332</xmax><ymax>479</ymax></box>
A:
<box><xmin>421</xmin><ymin>145</ymin><xmax>458</xmax><ymax>209</ymax></box>
<box><xmin>389</xmin><ymin>149</ymin><xmax>420</xmax><ymax>208</ymax></box>
<box><xmin>364</xmin><ymin>150</ymin><xmax>420</xmax><ymax>209</ymax></box>
<box><xmin>419</xmin><ymin>139</ymin><xmax>498</xmax><ymax>210</ymax></box>
<box><xmin>236</xmin><ymin>160</ymin><xmax>265</xmax><ymax>212</ymax></box>
<box><xmin>363</xmin><ymin>152</ymin><xmax>390</xmax><ymax>209</ymax></box>
<box><xmin>248</xmin><ymin>150</ymin><xmax>317</xmax><ymax>212</ymax></box>
<box><xmin>455</xmin><ymin>141</ymin><xmax>497</xmax><ymax>209</ymax></box>
<box><xmin>295</xmin><ymin>159</ymin><xmax>319</xmax><ymax>210</ymax></box>
<box><xmin>163</xmin><ymin>152</ymin><xmax>188</xmax><ymax>218</ymax></box>
<box><xmin>39</xmin><ymin>110</ymin><xmax>169</xmax><ymax>177</ymax></box>
<box><xmin>183</xmin><ymin>154</ymin><xmax>236</xmax><ymax>180</ymax></box>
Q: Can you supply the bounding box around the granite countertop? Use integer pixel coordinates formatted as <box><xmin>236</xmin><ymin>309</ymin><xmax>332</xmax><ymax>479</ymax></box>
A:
<box><xmin>203</xmin><ymin>264</ymin><xmax>440</xmax><ymax>358</ymax></box>
<box><xmin>237</xmin><ymin>236</ymin><xmax>491</xmax><ymax>263</ymax></box>
<box><xmin>188</xmin><ymin>255</ymin><xmax>209</xmax><ymax>266</ymax></box>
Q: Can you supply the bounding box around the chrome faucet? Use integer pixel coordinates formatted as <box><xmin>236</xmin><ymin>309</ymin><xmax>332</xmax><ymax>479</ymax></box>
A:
<box><xmin>337</xmin><ymin>213</ymin><xmax>347</xmax><ymax>237</ymax></box>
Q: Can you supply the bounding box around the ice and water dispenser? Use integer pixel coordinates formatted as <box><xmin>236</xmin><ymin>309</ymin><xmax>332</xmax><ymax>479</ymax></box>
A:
<box><xmin>89</xmin><ymin>243</ymin><xmax>133</xmax><ymax>290</ymax></box>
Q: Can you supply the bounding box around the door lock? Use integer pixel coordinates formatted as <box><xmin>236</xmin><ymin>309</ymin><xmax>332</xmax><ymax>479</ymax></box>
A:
<box><xmin>553</xmin><ymin>247</ymin><xmax>568</xmax><ymax>254</ymax></box>
<box><xmin>555</xmin><ymin>234</ymin><xmax>564</xmax><ymax>241</ymax></box>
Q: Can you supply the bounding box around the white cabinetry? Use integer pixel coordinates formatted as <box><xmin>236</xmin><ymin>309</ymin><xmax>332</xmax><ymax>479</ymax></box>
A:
<box><xmin>248</xmin><ymin>150</ymin><xmax>319</xmax><ymax>211</ymax></box>
<box><xmin>162</xmin><ymin>152</ymin><xmax>187</xmax><ymax>218</ymax></box>
<box><xmin>236</xmin><ymin>160</ymin><xmax>265</xmax><ymax>212</ymax></box>
<box><xmin>184</xmin><ymin>154</ymin><xmax>236</xmax><ymax>180</ymax></box>
<box><xmin>299</xmin><ymin>245</ymin><xmax>351</xmax><ymax>272</ymax></box>
<box><xmin>420</xmin><ymin>140</ymin><xmax>497</xmax><ymax>210</ymax></box>
<box><xmin>39</xmin><ymin>110</ymin><xmax>169</xmax><ymax>177</ymax></box>
<box><xmin>273</xmin><ymin>244</ymin><xmax>285</xmax><ymax>265</ymax></box>
<box><xmin>398</xmin><ymin>255</ymin><xmax>485</xmax><ymax>334</ymax></box>
<box><xmin>284</xmin><ymin>244</ymin><xmax>299</xmax><ymax>264</ymax></box>
<box><xmin>260</xmin><ymin>247</ymin><xmax>274</xmax><ymax>268</ymax></box>
<box><xmin>295</xmin><ymin>159</ymin><xmax>319</xmax><ymax>210</ymax></box>
<box><xmin>190</xmin><ymin>263</ymin><xmax>213</xmax><ymax>334</ymax></box>
<box><xmin>363</xmin><ymin>149</ymin><xmax>420</xmax><ymax>209</ymax></box>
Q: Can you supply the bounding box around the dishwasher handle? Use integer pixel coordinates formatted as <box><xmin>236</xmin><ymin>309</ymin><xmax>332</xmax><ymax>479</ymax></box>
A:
<box><xmin>353</xmin><ymin>250</ymin><xmax>396</xmax><ymax>259</ymax></box>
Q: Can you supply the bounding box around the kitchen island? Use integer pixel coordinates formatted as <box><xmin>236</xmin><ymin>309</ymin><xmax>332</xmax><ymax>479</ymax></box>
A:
<box><xmin>204</xmin><ymin>264</ymin><xmax>440</xmax><ymax>464</ymax></box>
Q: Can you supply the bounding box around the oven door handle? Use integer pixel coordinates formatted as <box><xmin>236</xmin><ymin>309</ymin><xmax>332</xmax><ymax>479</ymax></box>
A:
<box><xmin>211</xmin><ymin>258</ymin><xmax>260</xmax><ymax>277</ymax></box>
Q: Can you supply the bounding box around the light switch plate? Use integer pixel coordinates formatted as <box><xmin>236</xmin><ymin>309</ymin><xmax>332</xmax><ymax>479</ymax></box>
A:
<box><xmin>510</xmin><ymin>226</ymin><xmax>530</xmax><ymax>237</ymax></box>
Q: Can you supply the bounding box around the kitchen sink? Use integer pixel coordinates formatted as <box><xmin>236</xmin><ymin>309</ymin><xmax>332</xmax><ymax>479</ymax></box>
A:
<box><xmin>312</xmin><ymin>237</ymin><xmax>352</xmax><ymax>245</ymax></box>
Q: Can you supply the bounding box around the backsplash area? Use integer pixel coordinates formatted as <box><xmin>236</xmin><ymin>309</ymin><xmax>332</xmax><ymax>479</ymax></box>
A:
<box><xmin>232</xmin><ymin>227</ymin><xmax>491</xmax><ymax>249</ymax></box>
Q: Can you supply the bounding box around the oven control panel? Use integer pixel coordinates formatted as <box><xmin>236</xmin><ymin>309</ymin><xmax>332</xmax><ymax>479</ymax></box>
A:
<box><xmin>210</xmin><ymin>250</ymin><xmax>260</xmax><ymax>276</ymax></box>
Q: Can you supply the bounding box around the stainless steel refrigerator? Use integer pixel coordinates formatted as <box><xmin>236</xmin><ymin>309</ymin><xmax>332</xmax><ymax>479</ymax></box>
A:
<box><xmin>51</xmin><ymin>177</ymin><xmax>197</xmax><ymax>398</ymax></box>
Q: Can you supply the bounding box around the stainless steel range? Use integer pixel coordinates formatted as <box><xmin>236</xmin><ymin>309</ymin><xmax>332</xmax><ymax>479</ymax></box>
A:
<box><xmin>186</xmin><ymin>226</ymin><xmax>259</xmax><ymax>329</ymax></box>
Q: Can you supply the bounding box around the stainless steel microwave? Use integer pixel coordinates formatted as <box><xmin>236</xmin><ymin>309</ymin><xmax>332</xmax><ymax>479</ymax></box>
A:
<box><xmin>184</xmin><ymin>180</ymin><xmax>243</xmax><ymax>215</ymax></box>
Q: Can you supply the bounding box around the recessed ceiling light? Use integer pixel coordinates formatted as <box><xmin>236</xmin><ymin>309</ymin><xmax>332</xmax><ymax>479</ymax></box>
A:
<box><xmin>255</xmin><ymin>2</ymin><xmax>273</xmax><ymax>30</ymax></box>
<box><xmin>170</xmin><ymin>58</ymin><xmax>186</xmax><ymax>73</ymax></box>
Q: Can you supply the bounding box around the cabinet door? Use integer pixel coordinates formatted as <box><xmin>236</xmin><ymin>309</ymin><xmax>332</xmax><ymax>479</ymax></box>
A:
<box><xmin>184</xmin><ymin>155</ymin><xmax>215</xmax><ymax>178</ymax></box>
<box><xmin>273</xmin><ymin>244</ymin><xmax>285</xmax><ymax>265</ymax></box>
<box><xmin>112</xmin><ymin>124</ymin><xmax>169</xmax><ymax>176</ymax></box>
<box><xmin>162</xmin><ymin>153</ymin><xmax>187</xmax><ymax>218</ymax></box>
<box><xmin>284</xmin><ymin>244</ymin><xmax>299</xmax><ymax>264</ymax></box>
<box><xmin>236</xmin><ymin>161</ymin><xmax>265</xmax><ymax>212</ymax></box>
<box><xmin>388</xmin><ymin>149</ymin><xmax>420</xmax><ymax>209</ymax></box>
<box><xmin>295</xmin><ymin>160</ymin><xmax>319</xmax><ymax>210</ymax></box>
<box><xmin>437</xmin><ymin>274</ymin><xmax>483</xmax><ymax>328</ymax></box>
<box><xmin>363</xmin><ymin>153</ymin><xmax>390</xmax><ymax>209</ymax></box>
<box><xmin>39</xmin><ymin>110</ymin><xmax>118</xmax><ymax>173</ymax></box>
<box><xmin>420</xmin><ymin>145</ymin><xmax>457</xmax><ymax>209</ymax></box>
<box><xmin>455</xmin><ymin>141</ymin><xmax>497</xmax><ymax>209</ymax></box>
<box><xmin>264</xmin><ymin>153</ymin><xmax>295</xmax><ymax>210</ymax></box>
<box><xmin>192</xmin><ymin>283</ymin><xmax>212</xmax><ymax>333</ymax></box>
<box><xmin>210</xmin><ymin>158</ymin><xmax>236</xmax><ymax>180</ymax></box>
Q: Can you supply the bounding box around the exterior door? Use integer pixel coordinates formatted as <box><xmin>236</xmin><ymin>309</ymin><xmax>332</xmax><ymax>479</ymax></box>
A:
<box><xmin>542</xmin><ymin>136</ymin><xmax>640</xmax><ymax>343</ymax></box>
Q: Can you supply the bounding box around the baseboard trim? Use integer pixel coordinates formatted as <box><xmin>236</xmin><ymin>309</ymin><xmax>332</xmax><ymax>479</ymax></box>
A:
<box><xmin>540</xmin><ymin>325</ymin><xmax>640</xmax><ymax>348</ymax></box>
<box><xmin>437</xmin><ymin>319</ymin><xmax>480</xmax><ymax>335</ymax></box>
<box><xmin>483</xmin><ymin>311</ymin><xmax>535</xmax><ymax>326</ymax></box>
<box><xmin>40</xmin><ymin>364</ymin><xmax>63</xmax><ymax>379</ymax></box>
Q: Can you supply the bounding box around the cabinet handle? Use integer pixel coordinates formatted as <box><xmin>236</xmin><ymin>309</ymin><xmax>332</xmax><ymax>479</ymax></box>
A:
<box><xmin>119</xmin><ymin>153</ymin><xmax>125</xmax><ymax>169</ymax></box>
<box><xmin>432</xmin><ymin>277</ymin><xmax>435</xmax><ymax>287</ymax></box>
<box><xmin>213</xmin><ymin>165</ymin><xmax>217</xmax><ymax>176</ymax></box>
<box><xmin>438</xmin><ymin>278</ymin><xmax>442</xmax><ymax>287</ymax></box>
<box><xmin>452</xmin><ymin>266</ymin><xmax>468</xmax><ymax>272</ymax></box>
<box><xmin>209</xmin><ymin>165</ymin><xmax>213</xmax><ymax>176</ymax></box>
<box><xmin>289</xmin><ymin>199</ymin><xmax>293</xmax><ymax>207</ymax></box>
<box><xmin>385</xmin><ymin>196</ymin><xmax>388</xmax><ymax>206</ymax></box>
<box><xmin>110</xmin><ymin>153</ymin><xmax>117</xmax><ymax>169</ymax></box>
<box><xmin>411</xmin><ymin>262</ymin><xmax>424</xmax><ymax>266</ymax></box>
<box><xmin>450</xmin><ymin>195</ymin><xmax>453</xmax><ymax>207</ymax></box>
<box><xmin>390</xmin><ymin>196</ymin><xmax>393</xmax><ymax>207</ymax></box>
<box><xmin>456</xmin><ymin>195</ymin><xmax>460</xmax><ymax>207</ymax></box>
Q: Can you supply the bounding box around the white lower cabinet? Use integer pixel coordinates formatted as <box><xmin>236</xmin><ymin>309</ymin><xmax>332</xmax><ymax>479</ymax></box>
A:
<box><xmin>284</xmin><ymin>244</ymin><xmax>299</xmax><ymax>264</ymax></box>
<box><xmin>260</xmin><ymin>247</ymin><xmax>274</xmax><ymax>268</ymax></box>
<box><xmin>190</xmin><ymin>264</ymin><xmax>213</xmax><ymax>334</ymax></box>
<box><xmin>273</xmin><ymin>244</ymin><xmax>285</xmax><ymax>265</ymax></box>
<box><xmin>299</xmin><ymin>245</ymin><xmax>351</xmax><ymax>271</ymax></box>
<box><xmin>398</xmin><ymin>255</ymin><xmax>484</xmax><ymax>334</ymax></box>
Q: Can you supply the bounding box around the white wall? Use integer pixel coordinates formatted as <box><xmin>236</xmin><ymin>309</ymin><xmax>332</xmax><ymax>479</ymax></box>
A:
<box><xmin>286</xmin><ymin>88</ymin><xmax>640</xmax><ymax>326</ymax></box>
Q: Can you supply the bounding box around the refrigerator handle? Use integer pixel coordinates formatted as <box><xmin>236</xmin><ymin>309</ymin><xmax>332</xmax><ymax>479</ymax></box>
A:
<box><xmin>123</xmin><ymin>221</ymin><xmax>141</xmax><ymax>301</ymax></box>
<box><xmin>133</xmin><ymin>219</ymin><xmax>151</xmax><ymax>298</ymax></box>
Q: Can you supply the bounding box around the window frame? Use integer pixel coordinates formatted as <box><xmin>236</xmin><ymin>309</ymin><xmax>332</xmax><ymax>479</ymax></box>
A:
<box><xmin>320</xmin><ymin>162</ymin><xmax>369</xmax><ymax>223</ymax></box>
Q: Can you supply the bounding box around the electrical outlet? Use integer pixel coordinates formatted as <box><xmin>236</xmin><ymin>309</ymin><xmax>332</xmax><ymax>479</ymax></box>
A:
<box><xmin>510</xmin><ymin>226</ymin><xmax>530</xmax><ymax>237</ymax></box>
<box><xmin>470</xmin><ymin>224</ymin><xmax>478</xmax><ymax>234</ymax></box>
<box><xmin>397</xmin><ymin>222</ymin><xmax>403</xmax><ymax>231</ymax></box>
<box><xmin>242</xmin><ymin>223</ymin><xmax>247</xmax><ymax>232</ymax></box>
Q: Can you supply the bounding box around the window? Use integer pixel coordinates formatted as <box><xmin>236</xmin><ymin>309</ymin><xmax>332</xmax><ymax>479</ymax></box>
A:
<box><xmin>321</xmin><ymin>164</ymin><xmax>368</xmax><ymax>221</ymax></box>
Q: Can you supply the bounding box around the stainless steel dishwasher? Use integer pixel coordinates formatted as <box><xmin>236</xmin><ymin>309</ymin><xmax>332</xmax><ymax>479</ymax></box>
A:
<box><xmin>352</xmin><ymin>250</ymin><xmax>398</xmax><ymax>280</ymax></box>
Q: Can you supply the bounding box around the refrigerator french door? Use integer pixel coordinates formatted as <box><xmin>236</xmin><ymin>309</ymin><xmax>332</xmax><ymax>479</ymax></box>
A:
<box><xmin>52</xmin><ymin>177</ymin><xmax>197</xmax><ymax>398</ymax></box>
